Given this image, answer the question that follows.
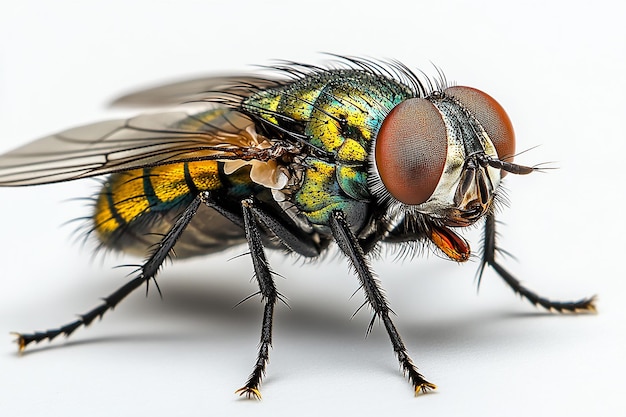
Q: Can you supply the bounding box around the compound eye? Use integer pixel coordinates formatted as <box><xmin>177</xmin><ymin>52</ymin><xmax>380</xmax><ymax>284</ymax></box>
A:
<box><xmin>444</xmin><ymin>86</ymin><xmax>516</xmax><ymax>175</ymax></box>
<box><xmin>375</xmin><ymin>98</ymin><xmax>448</xmax><ymax>205</ymax></box>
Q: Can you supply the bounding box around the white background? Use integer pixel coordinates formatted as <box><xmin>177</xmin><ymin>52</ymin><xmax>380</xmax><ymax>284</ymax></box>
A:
<box><xmin>1</xmin><ymin>1</ymin><xmax>624</xmax><ymax>416</ymax></box>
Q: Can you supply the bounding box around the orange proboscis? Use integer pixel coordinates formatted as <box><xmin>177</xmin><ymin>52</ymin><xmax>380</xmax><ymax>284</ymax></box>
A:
<box><xmin>429</xmin><ymin>224</ymin><xmax>470</xmax><ymax>262</ymax></box>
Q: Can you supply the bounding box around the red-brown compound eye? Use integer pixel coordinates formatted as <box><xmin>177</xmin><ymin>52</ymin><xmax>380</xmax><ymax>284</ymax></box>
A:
<box><xmin>443</xmin><ymin>86</ymin><xmax>516</xmax><ymax>175</ymax></box>
<box><xmin>375</xmin><ymin>98</ymin><xmax>448</xmax><ymax>205</ymax></box>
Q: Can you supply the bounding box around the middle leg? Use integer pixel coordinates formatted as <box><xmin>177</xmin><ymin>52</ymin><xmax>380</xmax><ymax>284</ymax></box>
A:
<box><xmin>234</xmin><ymin>198</ymin><xmax>279</xmax><ymax>399</ymax></box>
<box><xmin>201</xmin><ymin>193</ymin><xmax>324</xmax><ymax>398</ymax></box>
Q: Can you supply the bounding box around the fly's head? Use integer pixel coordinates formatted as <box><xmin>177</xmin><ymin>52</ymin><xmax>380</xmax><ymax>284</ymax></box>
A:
<box><xmin>372</xmin><ymin>86</ymin><xmax>534</xmax><ymax>261</ymax></box>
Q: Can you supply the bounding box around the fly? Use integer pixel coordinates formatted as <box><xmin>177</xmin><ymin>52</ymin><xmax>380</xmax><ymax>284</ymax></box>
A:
<box><xmin>0</xmin><ymin>56</ymin><xmax>596</xmax><ymax>398</ymax></box>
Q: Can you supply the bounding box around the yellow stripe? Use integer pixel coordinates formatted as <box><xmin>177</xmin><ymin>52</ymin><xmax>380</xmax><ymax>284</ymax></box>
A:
<box><xmin>150</xmin><ymin>164</ymin><xmax>188</xmax><ymax>202</ymax></box>
<box><xmin>94</xmin><ymin>162</ymin><xmax>224</xmax><ymax>238</ymax></box>
<box><xmin>186</xmin><ymin>161</ymin><xmax>222</xmax><ymax>191</ymax></box>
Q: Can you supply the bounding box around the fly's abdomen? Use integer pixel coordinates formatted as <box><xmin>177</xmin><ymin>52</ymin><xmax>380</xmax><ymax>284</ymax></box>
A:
<box><xmin>94</xmin><ymin>161</ymin><xmax>255</xmax><ymax>257</ymax></box>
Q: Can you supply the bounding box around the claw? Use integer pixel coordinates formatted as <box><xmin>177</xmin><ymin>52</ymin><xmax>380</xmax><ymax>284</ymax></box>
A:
<box><xmin>414</xmin><ymin>381</ymin><xmax>437</xmax><ymax>396</ymax></box>
<box><xmin>581</xmin><ymin>296</ymin><xmax>597</xmax><ymax>313</ymax></box>
<box><xmin>235</xmin><ymin>386</ymin><xmax>262</xmax><ymax>400</ymax></box>
<box><xmin>10</xmin><ymin>332</ymin><xmax>26</xmax><ymax>353</ymax></box>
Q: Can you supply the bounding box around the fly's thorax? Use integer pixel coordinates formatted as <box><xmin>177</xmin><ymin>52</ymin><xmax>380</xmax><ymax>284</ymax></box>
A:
<box><xmin>242</xmin><ymin>69</ymin><xmax>413</xmax><ymax>154</ymax></box>
<box><xmin>288</xmin><ymin>157</ymin><xmax>370</xmax><ymax>234</ymax></box>
<box><xmin>242</xmin><ymin>70</ymin><xmax>416</xmax><ymax>235</ymax></box>
<box><xmin>370</xmin><ymin>86</ymin><xmax>516</xmax><ymax>228</ymax></box>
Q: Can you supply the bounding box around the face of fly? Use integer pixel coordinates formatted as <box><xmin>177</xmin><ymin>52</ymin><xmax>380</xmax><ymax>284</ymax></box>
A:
<box><xmin>372</xmin><ymin>86</ymin><xmax>523</xmax><ymax>261</ymax></box>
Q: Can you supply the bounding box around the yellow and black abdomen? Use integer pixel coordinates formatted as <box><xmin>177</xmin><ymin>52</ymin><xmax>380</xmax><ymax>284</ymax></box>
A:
<box><xmin>94</xmin><ymin>161</ymin><xmax>257</xmax><ymax>258</ymax></box>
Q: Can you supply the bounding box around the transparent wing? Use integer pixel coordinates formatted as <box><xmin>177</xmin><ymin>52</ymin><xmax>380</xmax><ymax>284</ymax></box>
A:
<box><xmin>0</xmin><ymin>108</ymin><xmax>278</xmax><ymax>186</ymax></box>
<box><xmin>111</xmin><ymin>75</ymin><xmax>286</xmax><ymax>108</ymax></box>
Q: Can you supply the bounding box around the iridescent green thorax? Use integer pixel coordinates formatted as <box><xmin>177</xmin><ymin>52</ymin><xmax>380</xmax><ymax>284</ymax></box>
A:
<box><xmin>243</xmin><ymin>69</ymin><xmax>414</xmax><ymax>153</ymax></box>
<box><xmin>243</xmin><ymin>69</ymin><xmax>415</xmax><ymax>230</ymax></box>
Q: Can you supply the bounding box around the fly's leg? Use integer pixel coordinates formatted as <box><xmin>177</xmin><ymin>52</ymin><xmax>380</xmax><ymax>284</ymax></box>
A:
<box><xmin>329</xmin><ymin>210</ymin><xmax>436</xmax><ymax>396</ymax></box>
<box><xmin>201</xmin><ymin>191</ymin><xmax>325</xmax><ymax>258</ymax></box>
<box><xmin>234</xmin><ymin>198</ymin><xmax>279</xmax><ymax>400</ymax></box>
<box><xmin>14</xmin><ymin>192</ymin><xmax>206</xmax><ymax>351</ymax></box>
<box><xmin>480</xmin><ymin>212</ymin><xmax>596</xmax><ymax>312</ymax></box>
<box><xmin>201</xmin><ymin>195</ymin><xmax>322</xmax><ymax>398</ymax></box>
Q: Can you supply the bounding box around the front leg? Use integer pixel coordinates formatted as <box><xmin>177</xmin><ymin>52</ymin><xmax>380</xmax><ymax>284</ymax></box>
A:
<box><xmin>480</xmin><ymin>212</ymin><xmax>596</xmax><ymax>312</ymax></box>
<box><xmin>329</xmin><ymin>210</ymin><xmax>436</xmax><ymax>395</ymax></box>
